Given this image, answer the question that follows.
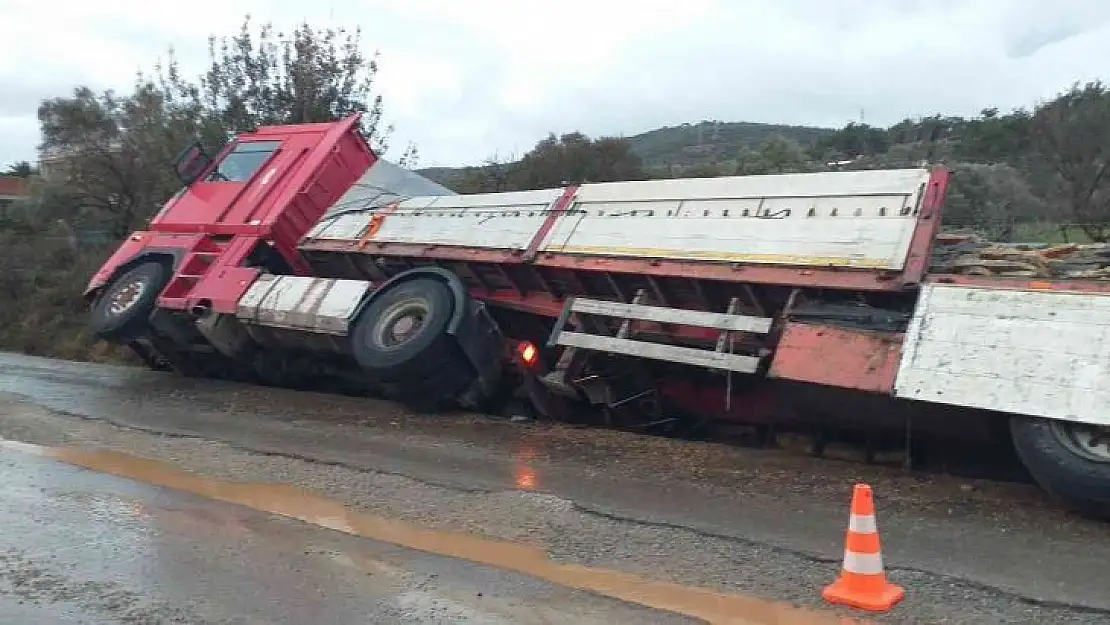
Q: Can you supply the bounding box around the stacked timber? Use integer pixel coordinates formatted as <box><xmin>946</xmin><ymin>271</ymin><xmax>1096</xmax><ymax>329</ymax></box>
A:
<box><xmin>931</xmin><ymin>231</ymin><xmax>1110</xmax><ymax>280</ymax></box>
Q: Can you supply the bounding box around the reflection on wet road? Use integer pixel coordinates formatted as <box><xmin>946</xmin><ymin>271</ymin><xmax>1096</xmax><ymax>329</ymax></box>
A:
<box><xmin>0</xmin><ymin>442</ymin><xmax>712</xmax><ymax>624</ymax></box>
<box><xmin>0</xmin><ymin>439</ymin><xmax>856</xmax><ymax>625</ymax></box>
<box><xmin>514</xmin><ymin>444</ymin><xmax>539</xmax><ymax>491</ymax></box>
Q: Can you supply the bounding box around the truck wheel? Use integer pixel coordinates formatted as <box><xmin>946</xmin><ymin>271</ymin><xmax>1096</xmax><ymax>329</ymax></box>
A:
<box><xmin>1010</xmin><ymin>415</ymin><xmax>1110</xmax><ymax>520</ymax></box>
<box><xmin>88</xmin><ymin>261</ymin><xmax>169</xmax><ymax>342</ymax></box>
<box><xmin>350</xmin><ymin>278</ymin><xmax>474</xmax><ymax>405</ymax></box>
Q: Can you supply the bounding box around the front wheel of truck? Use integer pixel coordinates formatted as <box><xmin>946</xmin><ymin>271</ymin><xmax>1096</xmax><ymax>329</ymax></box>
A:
<box><xmin>1011</xmin><ymin>415</ymin><xmax>1110</xmax><ymax>520</ymax></box>
<box><xmin>87</xmin><ymin>261</ymin><xmax>169</xmax><ymax>342</ymax></box>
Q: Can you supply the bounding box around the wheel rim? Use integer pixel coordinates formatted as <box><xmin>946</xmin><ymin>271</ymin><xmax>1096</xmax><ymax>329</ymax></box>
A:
<box><xmin>108</xmin><ymin>277</ymin><xmax>148</xmax><ymax>316</ymax></box>
<box><xmin>1049</xmin><ymin>420</ymin><xmax>1110</xmax><ymax>463</ymax></box>
<box><xmin>373</xmin><ymin>298</ymin><xmax>430</xmax><ymax>350</ymax></box>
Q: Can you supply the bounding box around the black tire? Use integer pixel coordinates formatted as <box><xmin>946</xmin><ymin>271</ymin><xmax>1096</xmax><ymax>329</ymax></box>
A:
<box><xmin>1010</xmin><ymin>415</ymin><xmax>1110</xmax><ymax>520</ymax></box>
<box><xmin>88</xmin><ymin>261</ymin><xmax>169</xmax><ymax>342</ymax></box>
<box><xmin>350</xmin><ymin>278</ymin><xmax>475</xmax><ymax>406</ymax></box>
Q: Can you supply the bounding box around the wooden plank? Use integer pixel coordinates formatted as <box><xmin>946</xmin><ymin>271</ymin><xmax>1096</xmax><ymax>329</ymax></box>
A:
<box><xmin>555</xmin><ymin>331</ymin><xmax>761</xmax><ymax>373</ymax></box>
<box><xmin>570</xmin><ymin>299</ymin><xmax>772</xmax><ymax>333</ymax></box>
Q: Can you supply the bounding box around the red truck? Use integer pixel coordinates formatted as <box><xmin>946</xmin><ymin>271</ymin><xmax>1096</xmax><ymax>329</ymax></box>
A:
<box><xmin>84</xmin><ymin>114</ymin><xmax>1110</xmax><ymax>519</ymax></box>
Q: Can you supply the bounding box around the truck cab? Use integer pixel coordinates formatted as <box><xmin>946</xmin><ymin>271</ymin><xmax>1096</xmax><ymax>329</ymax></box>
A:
<box><xmin>87</xmin><ymin>116</ymin><xmax>370</xmax><ymax>313</ymax></box>
<box><xmin>83</xmin><ymin>114</ymin><xmax>485</xmax><ymax>401</ymax></box>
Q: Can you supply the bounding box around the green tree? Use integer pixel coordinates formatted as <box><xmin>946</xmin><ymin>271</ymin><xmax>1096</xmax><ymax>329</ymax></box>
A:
<box><xmin>195</xmin><ymin>15</ymin><xmax>414</xmax><ymax>163</ymax></box>
<box><xmin>812</xmin><ymin>122</ymin><xmax>891</xmax><ymax>160</ymax></box>
<box><xmin>1030</xmin><ymin>81</ymin><xmax>1110</xmax><ymax>241</ymax></box>
<box><xmin>735</xmin><ymin>135</ymin><xmax>816</xmax><ymax>175</ymax></box>
<box><xmin>450</xmin><ymin>133</ymin><xmax>647</xmax><ymax>193</ymax></box>
<box><xmin>36</xmin><ymin>15</ymin><xmax>412</xmax><ymax>238</ymax></box>
<box><xmin>510</xmin><ymin>132</ymin><xmax>646</xmax><ymax>189</ymax></box>
<box><xmin>449</xmin><ymin>154</ymin><xmax>518</xmax><ymax>194</ymax></box>
<box><xmin>957</xmin><ymin>108</ymin><xmax>1033</xmax><ymax>164</ymax></box>
<box><xmin>678</xmin><ymin>163</ymin><xmax>730</xmax><ymax>178</ymax></box>
<box><xmin>37</xmin><ymin>86</ymin><xmax>179</xmax><ymax>237</ymax></box>
<box><xmin>3</xmin><ymin>161</ymin><xmax>35</xmax><ymax>178</ymax></box>
<box><xmin>944</xmin><ymin>162</ymin><xmax>1051</xmax><ymax>241</ymax></box>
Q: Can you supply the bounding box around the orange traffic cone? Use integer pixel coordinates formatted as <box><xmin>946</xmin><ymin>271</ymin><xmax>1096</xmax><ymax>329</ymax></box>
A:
<box><xmin>822</xmin><ymin>483</ymin><xmax>904</xmax><ymax>613</ymax></box>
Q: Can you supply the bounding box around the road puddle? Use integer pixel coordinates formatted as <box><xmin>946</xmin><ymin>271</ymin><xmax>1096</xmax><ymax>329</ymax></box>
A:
<box><xmin>0</xmin><ymin>438</ymin><xmax>867</xmax><ymax>625</ymax></box>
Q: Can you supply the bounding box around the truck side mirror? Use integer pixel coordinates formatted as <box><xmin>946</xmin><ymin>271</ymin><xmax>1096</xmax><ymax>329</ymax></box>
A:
<box><xmin>172</xmin><ymin>142</ymin><xmax>212</xmax><ymax>186</ymax></box>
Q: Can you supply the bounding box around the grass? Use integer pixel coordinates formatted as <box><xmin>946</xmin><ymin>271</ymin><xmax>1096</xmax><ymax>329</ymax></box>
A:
<box><xmin>0</xmin><ymin>234</ymin><xmax>136</xmax><ymax>363</ymax></box>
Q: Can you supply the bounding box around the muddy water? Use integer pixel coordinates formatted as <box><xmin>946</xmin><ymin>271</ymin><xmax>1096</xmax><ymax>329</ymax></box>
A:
<box><xmin>0</xmin><ymin>438</ymin><xmax>867</xmax><ymax>625</ymax></box>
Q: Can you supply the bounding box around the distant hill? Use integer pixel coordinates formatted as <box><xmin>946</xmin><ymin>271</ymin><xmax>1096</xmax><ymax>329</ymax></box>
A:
<box><xmin>415</xmin><ymin>120</ymin><xmax>835</xmax><ymax>187</ymax></box>
<box><xmin>414</xmin><ymin>167</ymin><xmax>464</xmax><ymax>186</ymax></box>
<box><xmin>628</xmin><ymin>120</ymin><xmax>834</xmax><ymax>168</ymax></box>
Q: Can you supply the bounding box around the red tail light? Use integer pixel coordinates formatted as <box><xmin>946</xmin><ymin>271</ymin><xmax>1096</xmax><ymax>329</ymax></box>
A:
<box><xmin>517</xmin><ymin>341</ymin><xmax>538</xmax><ymax>367</ymax></box>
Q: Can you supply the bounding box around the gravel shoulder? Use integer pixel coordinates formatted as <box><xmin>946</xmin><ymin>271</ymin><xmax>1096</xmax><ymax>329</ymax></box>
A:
<box><xmin>1</xmin><ymin>353</ymin><xmax>1109</xmax><ymax>624</ymax></box>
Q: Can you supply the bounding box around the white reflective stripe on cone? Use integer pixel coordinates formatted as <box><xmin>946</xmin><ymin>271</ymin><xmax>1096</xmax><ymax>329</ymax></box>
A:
<box><xmin>842</xmin><ymin>550</ymin><xmax>884</xmax><ymax>575</ymax></box>
<box><xmin>849</xmin><ymin>514</ymin><xmax>877</xmax><ymax>534</ymax></box>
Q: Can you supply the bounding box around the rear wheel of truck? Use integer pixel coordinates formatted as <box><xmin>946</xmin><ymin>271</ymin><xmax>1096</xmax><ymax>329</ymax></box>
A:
<box><xmin>88</xmin><ymin>261</ymin><xmax>169</xmax><ymax>342</ymax></box>
<box><xmin>1010</xmin><ymin>415</ymin><xmax>1110</xmax><ymax>520</ymax></box>
<box><xmin>350</xmin><ymin>278</ymin><xmax>474</xmax><ymax>409</ymax></box>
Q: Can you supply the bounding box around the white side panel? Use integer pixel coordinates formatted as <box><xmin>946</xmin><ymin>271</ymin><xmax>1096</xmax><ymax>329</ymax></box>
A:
<box><xmin>306</xmin><ymin>189</ymin><xmax>564</xmax><ymax>250</ymax></box>
<box><xmin>307</xmin><ymin>196</ymin><xmax>443</xmax><ymax>240</ymax></box>
<box><xmin>894</xmin><ymin>284</ymin><xmax>1110</xmax><ymax>426</ymax></box>
<box><xmin>303</xmin><ymin>168</ymin><xmax>933</xmax><ymax>270</ymax></box>
<box><xmin>542</xmin><ymin>169</ymin><xmax>930</xmax><ymax>269</ymax></box>
<box><xmin>235</xmin><ymin>275</ymin><xmax>371</xmax><ymax>335</ymax></box>
<box><xmin>308</xmin><ymin>212</ymin><xmax>382</xmax><ymax>240</ymax></box>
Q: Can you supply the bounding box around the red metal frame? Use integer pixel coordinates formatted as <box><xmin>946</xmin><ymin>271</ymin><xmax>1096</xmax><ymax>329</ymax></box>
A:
<box><xmin>84</xmin><ymin>232</ymin><xmax>204</xmax><ymax>297</ymax></box>
<box><xmin>659</xmin><ymin>379</ymin><xmax>779</xmax><ymax>424</ymax></box>
<box><xmin>523</xmin><ymin>185</ymin><xmax>579</xmax><ymax>262</ymax></box>
<box><xmin>480</xmin><ymin>290</ymin><xmax>565</xmax><ymax>316</ymax></box>
<box><xmin>537</xmin><ymin>252</ymin><xmax>905</xmax><ymax>291</ymax></box>
<box><xmin>303</xmin><ymin>241</ymin><xmax>912</xmax><ymax>292</ymax></box>
<box><xmin>768</xmin><ymin>322</ymin><xmax>903</xmax><ymax>394</ymax></box>
<box><xmin>928</xmin><ymin>273</ymin><xmax>1110</xmax><ymax>294</ymax></box>
<box><xmin>900</xmin><ymin>166</ymin><xmax>951</xmax><ymax>287</ymax></box>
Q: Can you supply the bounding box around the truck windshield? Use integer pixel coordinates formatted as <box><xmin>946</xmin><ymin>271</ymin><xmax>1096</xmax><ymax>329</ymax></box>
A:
<box><xmin>207</xmin><ymin>140</ymin><xmax>282</xmax><ymax>183</ymax></box>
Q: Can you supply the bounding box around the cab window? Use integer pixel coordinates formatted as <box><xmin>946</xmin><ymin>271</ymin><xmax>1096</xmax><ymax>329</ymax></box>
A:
<box><xmin>207</xmin><ymin>140</ymin><xmax>281</xmax><ymax>183</ymax></box>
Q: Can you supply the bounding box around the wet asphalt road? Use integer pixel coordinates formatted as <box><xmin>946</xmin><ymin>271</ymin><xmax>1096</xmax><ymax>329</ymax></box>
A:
<box><xmin>0</xmin><ymin>352</ymin><xmax>1108</xmax><ymax>624</ymax></box>
<box><xmin>0</xmin><ymin>436</ymin><xmax>699</xmax><ymax>624</ymax></box>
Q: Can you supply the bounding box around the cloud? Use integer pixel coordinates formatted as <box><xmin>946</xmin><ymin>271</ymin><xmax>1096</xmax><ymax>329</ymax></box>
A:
<box><xmin>1</xmin><ymin>0</ymin><xmax>1110</xmax><ymax>169</ymax></box>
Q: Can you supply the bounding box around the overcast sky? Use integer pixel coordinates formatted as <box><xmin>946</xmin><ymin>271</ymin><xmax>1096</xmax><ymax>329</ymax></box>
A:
<box><xmin>2</xmin><ymin>0</ymin><xmax>1109</xmax><ymax>169</ymax></box>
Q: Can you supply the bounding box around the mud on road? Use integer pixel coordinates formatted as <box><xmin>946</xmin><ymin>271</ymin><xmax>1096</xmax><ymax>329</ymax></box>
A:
<box><xmin>0</xmin><ymin>352</ymin><xmax>1108</xmax><ymax>624</ymax></box>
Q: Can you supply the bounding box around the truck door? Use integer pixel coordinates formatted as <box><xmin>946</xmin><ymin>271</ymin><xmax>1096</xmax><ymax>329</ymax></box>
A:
<box><xmin>152</xmin><ymin>132</ymin><xmax>323</xmax><ymax>233</ymax></box>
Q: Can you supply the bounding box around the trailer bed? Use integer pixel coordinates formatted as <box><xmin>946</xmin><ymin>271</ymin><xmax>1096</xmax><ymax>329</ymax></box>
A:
<box><xmin>299</xmin><ymin>167</ymin><xmax>948</xmax><ymax>293</ymax></box>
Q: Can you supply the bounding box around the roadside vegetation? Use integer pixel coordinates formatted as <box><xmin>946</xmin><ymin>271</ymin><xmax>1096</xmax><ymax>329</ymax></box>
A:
<box><xmin>1</xmin><ymin>15</ymin><xmax>1108</xmax><ymax>360</ymax></box>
